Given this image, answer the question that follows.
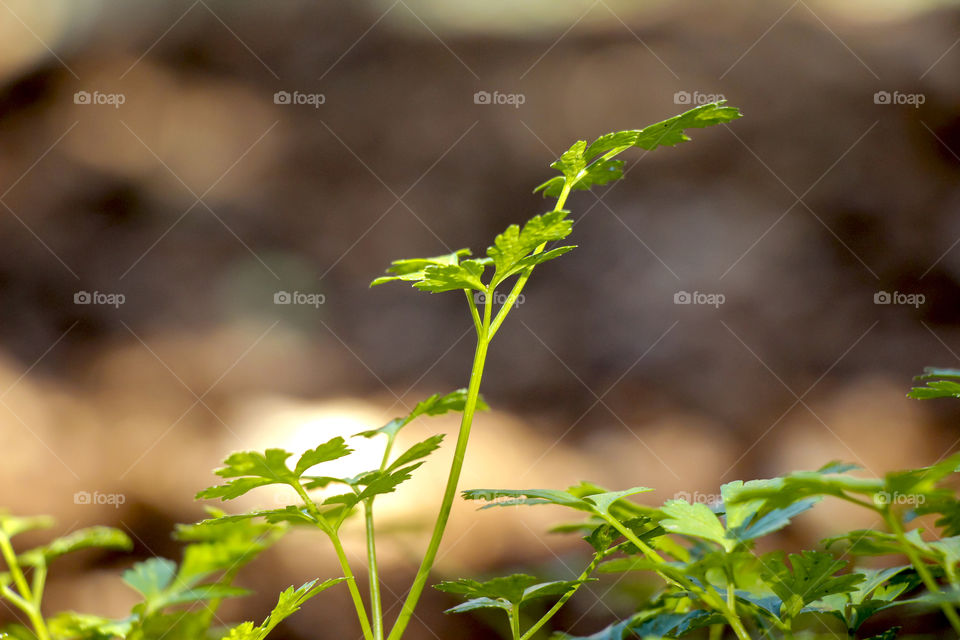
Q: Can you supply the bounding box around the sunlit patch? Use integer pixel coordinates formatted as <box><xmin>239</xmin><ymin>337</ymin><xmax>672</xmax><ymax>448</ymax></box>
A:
<box><xmin>231</xmin><ymin>396</ymin><xmax>391</xmax><ymax>507</ymax></box>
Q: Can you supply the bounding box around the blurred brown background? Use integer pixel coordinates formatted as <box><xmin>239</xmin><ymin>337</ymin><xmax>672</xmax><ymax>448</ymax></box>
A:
<box><xmin>2</xmin><ymin>0</ymin><xmax>960</xmax><ymax>636</ymax></box>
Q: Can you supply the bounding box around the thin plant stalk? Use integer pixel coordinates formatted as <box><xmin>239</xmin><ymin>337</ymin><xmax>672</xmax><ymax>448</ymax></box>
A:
<box><xmin>365</xmin><ymin>502</ymin><xmax>384</xmax><ymax>640</ymax></box>
<box><xmin>292</xmin><ymin>481</ymin><xmax>375</xmax><ymax>640</ymax></box>
<box><xmin>386</xmin><ymin>181</ymin><xmax>574</xmax><ymax>640</ymax></box>
<box><xmin>387</xmin><ymin>296</ymin><xmax>494</xmax><ymax>639</ymax></box>
<box><xmin>519</xmin><ymin>553</ymin><xmax>603</xmax><ymax>640</ymax></box>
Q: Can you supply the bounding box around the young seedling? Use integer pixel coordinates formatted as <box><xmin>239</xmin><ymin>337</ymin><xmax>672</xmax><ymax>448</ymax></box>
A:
<box><xmin>453</xmin><ymin>369</ymin><xmax>960</xmax><ymax>639</ymax></box>
<box><xmin>194</xmin><ymin>101</ymin><xmax>742</xmax><ymax>640</ymax></box>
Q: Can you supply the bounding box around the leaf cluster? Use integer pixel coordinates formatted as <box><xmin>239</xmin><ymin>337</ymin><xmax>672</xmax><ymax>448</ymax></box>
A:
<box><xmin>456</xmin><ymin>377</ymin><xmax>960</xmax><ymax>640</ymax></box>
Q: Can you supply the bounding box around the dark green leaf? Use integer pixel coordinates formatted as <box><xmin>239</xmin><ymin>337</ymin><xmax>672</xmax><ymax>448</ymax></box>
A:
<box><xmin>762</xmin><ymin>551</ymin><xmax>865</xmax><ymax>619</ymax></box>
<box><xmin>632</xmin><ymin>609</ymin><xmax>723</xmax><ymax>636</ymax></box>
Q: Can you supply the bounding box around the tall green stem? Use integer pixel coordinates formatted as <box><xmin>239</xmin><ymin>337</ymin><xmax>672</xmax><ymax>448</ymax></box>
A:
<box><xmin>329</xmin><ymin>532</ymin><xmax>376</xmax><ymax>640</ymax></box>
<box><xmin>365</xmin><ymin>501</ymin><xmax>385</xmax><ymax>640</ymax></box>
<box><xmin>292</xmin><ymin>482</ymin><xmax>374</xmax><ymax>640</ymax></box>
<box><xmin>510</xmin><ymin>603</ymin><xmax>522</xmax><ymax>640</ymax></box>
<box><xmin>387</xmin><ymin>178</ymin><xmax>572</xmax><ymax>640</ymax></box>
<box><xmin>387</xmin><ymin>297</ymin><xmax>494</xmax><ymax>640</ymax></box>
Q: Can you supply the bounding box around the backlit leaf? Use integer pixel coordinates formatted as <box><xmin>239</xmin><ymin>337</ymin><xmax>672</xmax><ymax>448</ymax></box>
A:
<box><xmin>660</xmin><ymin>500</ymin><xmax>734</xmax><ymax>552</ymax></box>
<box><xmin>487</xmin><ymin>210</ymin><xmax>574</xmax><ymax>285</ymax></box>
<box><xmin>371</xmin><ymin>249</ymin><xmax>472</xmax><ymax>287</ymax></box>
<box><xmin>414</xmin><ymin>260</ymin><xmax>488</xmax><ymax>293</ymax></box>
